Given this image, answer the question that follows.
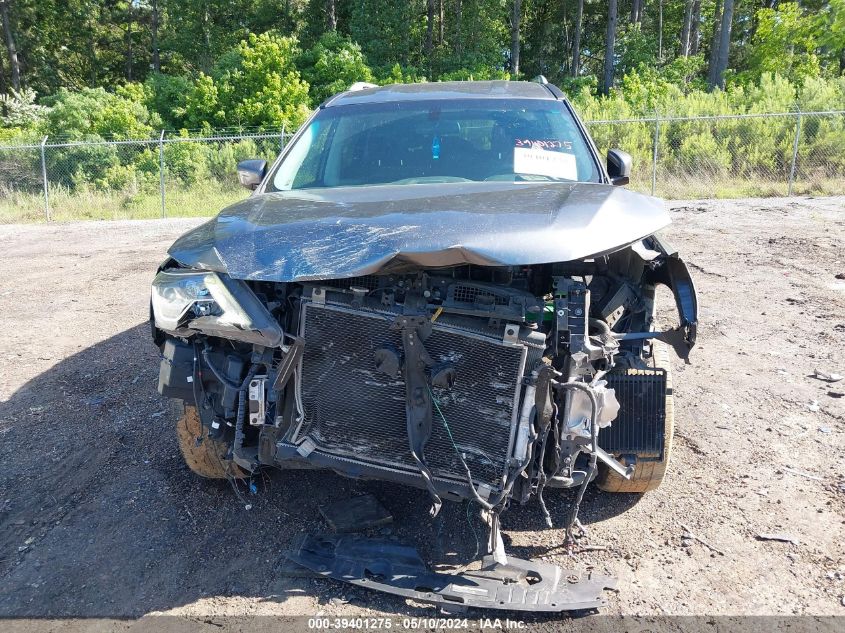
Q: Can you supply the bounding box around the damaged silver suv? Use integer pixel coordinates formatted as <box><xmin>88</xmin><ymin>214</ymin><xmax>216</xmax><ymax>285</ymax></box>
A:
<box><xmin>150</xmin><ymin>81</ymin><xmax>697</xmax><ymax>612</ymax></box>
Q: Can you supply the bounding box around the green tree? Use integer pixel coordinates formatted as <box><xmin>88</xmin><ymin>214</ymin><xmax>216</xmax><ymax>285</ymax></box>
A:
<box><xmin>348</xmin><ymin>0</ymin><xmax>423</xmax><ymax>71</ymax></box>
<box><xmin>177</xmin><ymin>73</ymin><xmax>224</xmax><ymax>130</ymax></box>
<box><xmin>816</xmin><ymin>0</ymin><xmax>845</xmax><ymax>74</ymax></box>
<box><xmin>742</xmin><ymin>2</ymin><xmax>822</xmax><ymax>85</ymax></box>
<box><xmin>0</xmin><ymin>86</ymin><xmax>43</xmax><ymax>128</ymax></box>
<box><xmin>297</xmin><ymin>31</ymin><xmax>373</xmax><ymax>104</ymax></box>
<box><xmin>142</xmin><ymin>72</ymin><xmax>190</xmax><ymax>129</ymax></box>
<box><xmin>213</xmin><ymin>32</ymin><xmax>311</xmax><ymax>130</ymax></box>
<box><xmin>0</xmin><ymin>0</ymin><xmax>21</xmax><ymax>90</ymax></box>
<box><xmin>41</xmin><ymin>85</ymin><xmax>159</xmax><ymax>139</ymax></box>
<box><xmin>442</xmin><ymin>0</ymin><xmax>507</xmax><ymax>76</ymax></box>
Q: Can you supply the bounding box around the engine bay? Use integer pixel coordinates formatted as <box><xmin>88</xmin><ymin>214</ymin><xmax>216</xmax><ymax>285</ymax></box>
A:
<box><xmin>156</xmin><ymin>236</ymin><xmax>696</xmax><ymax>531</ymax></box>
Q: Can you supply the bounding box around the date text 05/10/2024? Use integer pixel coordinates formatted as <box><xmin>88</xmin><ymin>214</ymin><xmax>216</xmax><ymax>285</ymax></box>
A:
<box><xmin>307</xmin><ymin>617</ymin><xmax>528</xmax><ymax>630</ymax></box>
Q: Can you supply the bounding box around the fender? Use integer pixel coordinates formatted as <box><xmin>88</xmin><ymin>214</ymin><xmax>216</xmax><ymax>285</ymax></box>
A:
<box><xmin>644</xmin><ymin>235</ymin><xmax>698</xmax><ymax>362</ymax></box>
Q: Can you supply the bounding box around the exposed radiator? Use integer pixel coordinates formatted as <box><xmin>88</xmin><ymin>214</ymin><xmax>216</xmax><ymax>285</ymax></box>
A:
<box><xmin>293</xmin><ymin>300</ymin><xmax>529</xmax><ymax>489</ymax></box>
<box><xmin>599</xmin><ymin>369</ymin><xmax>667</xmax><ymax>460</ymax></box>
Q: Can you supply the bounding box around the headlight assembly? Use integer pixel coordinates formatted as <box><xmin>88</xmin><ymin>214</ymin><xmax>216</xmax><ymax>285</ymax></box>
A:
<box><xmin>151</xmin><ymin>270</ymin><xmax>283</xmax><ymax>347</ymax></box>
<box><xmin>151</xmin><ymin>270</ymin><xmax>216</xmax><ymax>332</ymax></box>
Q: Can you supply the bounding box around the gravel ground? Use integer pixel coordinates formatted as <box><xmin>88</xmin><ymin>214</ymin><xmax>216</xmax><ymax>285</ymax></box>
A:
<box><xmin>0</xmin><ymin>196</ymin><xmax>843</xmax><ymax>621</ymax></box>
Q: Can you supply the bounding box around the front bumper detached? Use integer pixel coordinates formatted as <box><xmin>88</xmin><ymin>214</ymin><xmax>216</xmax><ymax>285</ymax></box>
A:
<box><xmin>288</xmin><ymin>533</ymin><xmax>617</xmax><ymax>613</ymax></box>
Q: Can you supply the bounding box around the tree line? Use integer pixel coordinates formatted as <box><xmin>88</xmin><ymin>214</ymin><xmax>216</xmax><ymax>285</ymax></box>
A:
<box><xmin>0</xmin><ymin>1</ymin><xmax>843</xmax><ymax>138</ymax></box>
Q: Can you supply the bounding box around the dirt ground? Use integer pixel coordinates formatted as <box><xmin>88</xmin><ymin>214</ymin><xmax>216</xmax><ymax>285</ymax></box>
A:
<box><xmin>0</xmin><ymin>196</ymin><xmax>843</xmax><ymax>621</ymax></box>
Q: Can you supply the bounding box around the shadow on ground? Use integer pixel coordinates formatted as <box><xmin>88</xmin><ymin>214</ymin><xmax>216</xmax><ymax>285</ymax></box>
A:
<box><xmin>0</xmin><ymin>323</ymin><xmax>630</xmax><ymax>618</ymax></box>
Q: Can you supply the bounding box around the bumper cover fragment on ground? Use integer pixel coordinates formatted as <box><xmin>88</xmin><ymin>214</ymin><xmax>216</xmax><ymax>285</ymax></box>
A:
<box><xmin>287</xmin><ymin>533</ymin><xmax>616</xmax><ymax>613</ymax></box>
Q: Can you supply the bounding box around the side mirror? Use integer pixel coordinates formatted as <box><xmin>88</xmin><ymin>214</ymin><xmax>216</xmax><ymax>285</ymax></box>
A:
<box><xmin>237</xmin><ymin>159</ymin><xmax>268</xmax><ymax>190</ymax></box>
<box><xmin>607</xmin><ymin>149</ymin><xmax>632</xmax><ymax>186</ymax></box>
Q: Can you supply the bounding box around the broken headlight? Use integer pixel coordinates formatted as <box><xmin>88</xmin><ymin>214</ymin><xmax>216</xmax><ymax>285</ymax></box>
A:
<box><xmin>151</xmin><ymin>270</ymin><xmax>249</xmax><ymax>331</ymax></box>
<box><xmin>151</xmin><ymin>269</ymin><xmax>284</xmax><ymax>347</ymax></box>
<box><xmin>151</xmin><ymin>270</ymin><xmax>216</xmax><ymax>331</ymax></box>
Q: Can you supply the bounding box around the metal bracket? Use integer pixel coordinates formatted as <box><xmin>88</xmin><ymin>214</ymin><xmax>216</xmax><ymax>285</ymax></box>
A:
<box><xmin>296</xmin><ymin>437</ymin><xmax>317</xmax><ymax>457</ymax></box>
<box><xmin>350</xmin><ymin>286</ymin><xmax>368</xmax><ymax>308</ymax></box>
<box><xmin>484</xmin><ymin>510</ymin><xmax>507</xmax><ymax>565</ymax></box>
<box><xmin>476</xmin><ymin>482</ymin><xmax>493</xmax><ymax>501</ymax></box>
<box><xmin>502</xmin><ymin>323</ymin><xmax>520</xmax><ymax>345</ymax></box>
<box><xmin>311</xmin><ymin>287</ymin><xmax>326</xmax><ymax>305</ymax></box>
<box><xmin>248</xmin><ymin>375</ymin><xmax>267</xmax><ymax>426</ymax></box>
<box><xmin>391</xmin><ymin>315</ymin><xmax>442</xmax><ymax>517</ymax></box>
<box><xmin>380</xmin><ymin>289</ymin><xmax>395</xmax><ymax>307</ymax></box>
<box><xmin>599</xmin><ymin>282</ymin><xmax>637</xmax><ymax>329</ymax></box>
<box><xmin>595</xmin><ymin>445</ymin><xmax>635</xmax><ymax>479</ymax></box>
<box><xmin>272</xmin><ymin>334</ymin><xmax>305</xmax><ymax>392</ymax></box>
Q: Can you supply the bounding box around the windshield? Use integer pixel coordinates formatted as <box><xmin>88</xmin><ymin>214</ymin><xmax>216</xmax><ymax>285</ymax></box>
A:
<box><xmin>268</xmin><ymin>98</ymin><xmax>600</xmax><ymax>191</ymax></box>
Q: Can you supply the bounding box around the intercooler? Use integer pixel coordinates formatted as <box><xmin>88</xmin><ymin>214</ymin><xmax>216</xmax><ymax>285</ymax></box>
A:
<box><xmin>289</xmin><ymin>298</ymin><xmax>533</xmax><ymax>492</ymax></box>
<box><xmin>599</xmin><ymin>368</ymin><xmax>667</xmax><ymax>460</ymax></box>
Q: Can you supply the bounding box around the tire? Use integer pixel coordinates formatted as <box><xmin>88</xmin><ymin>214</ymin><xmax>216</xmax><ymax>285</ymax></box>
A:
<box><xmin>175</xmin><ymin>401</ymin><xmax>245</xmax><ymax>479</ymax></box>
<box><xmin>595</xmin><ymin>342</ymin><xmax>674</xmax><ymax>493</ymax></box>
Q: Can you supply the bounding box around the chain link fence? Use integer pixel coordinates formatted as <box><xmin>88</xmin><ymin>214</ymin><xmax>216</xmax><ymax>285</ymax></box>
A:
<box><xmin>1</xmin><ymin>111</ymin><xmax>844</xmax><ymax>222</ymax></box>
<box><xmin>587</xmin><ymin>110</ymin><xmax>845</xmax><ymax>199</ymax></box>
<box><xmin>0</xmin><ymin>130</ymin><xmax>289</xmax><ymax>222</ymax></box>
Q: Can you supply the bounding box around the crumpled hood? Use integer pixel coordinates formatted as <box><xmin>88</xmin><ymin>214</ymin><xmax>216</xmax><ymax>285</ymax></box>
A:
<box><xmin>168</xmin><ymin>181</ymin><xmax>669</xmax><ymax>281</ymax></box>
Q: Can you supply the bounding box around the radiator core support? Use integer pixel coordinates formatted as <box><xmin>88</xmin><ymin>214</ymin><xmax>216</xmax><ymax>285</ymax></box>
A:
<box><xmin>281</xmin><ymin>297</ymin><xmax>532</xmax><ymax>501</ymax></box>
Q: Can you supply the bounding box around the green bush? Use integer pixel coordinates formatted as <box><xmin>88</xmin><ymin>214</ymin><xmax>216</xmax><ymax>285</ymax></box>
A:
<box><xmin>178</xmin><ymin>74</ymin><xmax>226</xmax><ymax>130</ymax></box>
<box><xmin>143</xmin><ymin>74</ymin><xmax>192</xmax><ymax>130</ymax></box>
<box><xmin>133</xmin><ymin>147</ymin><xmax>162</xmax><ymax>178</ymax></box>
<box><xmin>213</xmin><ymin>32</ymin><xmax>312</xmax><ymax>130</ymax></box>
<box><xmin>207</xmin><ymin>139</ymin><xmax>261</xmax><ymax>182</ymax></box>
<box><xmin>298</xmin><ymin>33</ymin><xmax>374</xmax><ymax>104</ymax></box>
<box><xmin>800</xmin><ymin>114</ymin><xmax>845</xmax><ymax>177</ymax></box>
<box><xmin>0</xmin><ymin>88</ymin><xmax>46</xmax><ymax>130</ymax></box>
<box><xmin>41</xmin><ymin>86</ymin><xmax>160</xmax><ymax>140</ymax></box>
<box><xmin>573</xmin><ymin>72</ymin><xmax>845</xmax><ymax>196</ymax></box>
<box><xmin>373</xmin><ymin>64</ymin><xmax>427</xmax><ymax>85</ymax></box>
<box><xmin>163</xmin><ymin>135</ymin><xmax>212</xmax><ymax>185</ymax></box>
<box><xmin>47</xmin><ymin>141</ymin><xmax>120</xmax><ymax>189</ymax></box>
<box><xmin>96</xmin><ymin>163</ymin><xmax>158</xmax><ymax>193</ymax></box>
<box><xmin>675</xmin><ymin>132</ymin><xmax>732</xmax><ymax>175</ymax></box>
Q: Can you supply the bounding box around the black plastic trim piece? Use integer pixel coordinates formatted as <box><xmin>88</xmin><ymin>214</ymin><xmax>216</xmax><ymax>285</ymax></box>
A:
<box><xmin>287</xmin><ymin>533</ymin><xmax>616</xmax><ymax>613</ymax></box>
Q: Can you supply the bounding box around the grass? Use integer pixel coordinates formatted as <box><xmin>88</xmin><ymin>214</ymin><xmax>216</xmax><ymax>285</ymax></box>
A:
<box><xmin>626</xmin><ymin>170</ymin><xmax>845</xmax><ymax>200</ymax></box>
<box><xmin>1</xmin><ymin>176</ymin><xmax>843</xmax><ymax>224</ymax></box>
<box><xmin>0</xmin><ymin>182</ymin><xmax>249</xmax><ymax>223</ymax></box>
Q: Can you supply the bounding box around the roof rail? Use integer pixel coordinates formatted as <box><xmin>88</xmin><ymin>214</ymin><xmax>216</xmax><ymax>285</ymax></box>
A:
<box><xmin>348</xmin><ymin>82</ymin><xmax>379</xmax><ymax>92</ymax></box>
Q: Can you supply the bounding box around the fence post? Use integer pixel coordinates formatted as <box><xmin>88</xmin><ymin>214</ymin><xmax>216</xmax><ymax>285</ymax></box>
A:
<box><xmin>651</xmin><ymin>113</ymin><xmax>660</xmax><ymax>196</ymax></box>
<box><xmin>159</xmin><ymin>130</ymin><xmax>166</xmax><ymax>218</ymax></box>
<box><xmin>279</xmin><ymin>123</ymin><xmax>286</xmax><ymax>152</ymax></box>
<box><xmin>787</xmin><ymin>109</ymin><xmax>802</xmax><ymax>196</ymax></box>
<box><xmin>40</xmin><ymin>135</ymin><xmax>50</xmax><ymax>221</ymax></box>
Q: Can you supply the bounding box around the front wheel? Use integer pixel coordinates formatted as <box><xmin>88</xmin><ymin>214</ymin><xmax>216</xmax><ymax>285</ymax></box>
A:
<box><xmin>175</xmin><ymin>401</ymin><xmax>245</xmax><ymax>479</ymax></box>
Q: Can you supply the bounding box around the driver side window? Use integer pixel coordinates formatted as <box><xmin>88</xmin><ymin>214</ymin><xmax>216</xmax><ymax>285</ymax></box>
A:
<box><xmin>288</xmin><ymin>121</ymin><xmax>334</xmax><ymax>189</ymax></box>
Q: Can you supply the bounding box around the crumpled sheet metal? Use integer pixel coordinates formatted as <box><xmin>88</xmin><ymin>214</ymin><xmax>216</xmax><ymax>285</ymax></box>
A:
<box><xmin>287</xmin><ymin>533</ymin><xmax>616</xmax><ymax>613</ymax></box>
<box><xmin>168</xmin><ymin>181</ymin><xmax>669</xmax><ymax>282</ymax></box>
